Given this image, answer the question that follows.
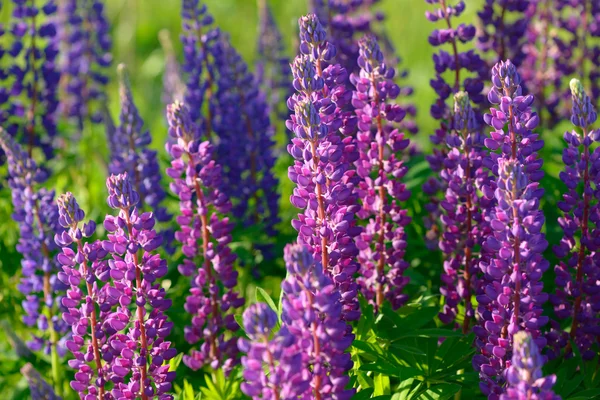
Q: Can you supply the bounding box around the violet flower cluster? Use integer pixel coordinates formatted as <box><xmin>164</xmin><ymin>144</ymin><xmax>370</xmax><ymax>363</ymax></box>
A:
<box><xmin>477</xmin><ymin>0</ymin><xmax>531</xmax><ymax>69</ymax></box>
<box><xmin>438</xmin><ymin>91</ymin><xmax>490</xmax><ymax>331</ymax></box>
<box><xmin>287</xmin><ymin>13</ymin><xmax>361</xmax><ymax>321</ymax></box>
<box><xmin>351</xmin><ymin>35</ymin><xmax>411</xmax><ymax>310</ymax></box>
<box><xmin>238</xmin><ymin>302</ymin><xmax>308</xmax><ymax>399</ymax></box>
<box><xmin>549</xmin><ymin>79</ymin><xmax>600</xmax><ymax>360</ymax></box>
<box><xmin>166</xmin><ymin>102</ymin><xmax>244</xmax><ymax>373</ymax></box>
<box><xmin>1</xmin><ymin>0</ymin><xmax>60</xmax><ymax>161</ymax></box>
<box><xmin>474</xmin><ymin>60</ymin><xmax>549</xmax><ymax>399</ymax></box>
<box><xmin>56</xmin><ymin>174</ymin><xmax>176</xmax><ymax>400</ymax></box>
<box><xmin>108</xmin><ymin>64</ymin><xmax>172</xmax><ymax>248</ymax></box>
<box><xmin>423</xmin><ymin>0</ymin><xmax>486</xmax><ymax>249</ymax></box>
<box><xmin>58</xmin><ymin>0</ymin><xmax>112</xmax><ymax>129</ymax></box>
<box><xmin>212</xmin><ymin>36</ymin><xmax>280</xmax><ymax>260</ymax></box>
<box><xmin>500</xmin><ymin>332</ymin><xmax>560</xmax><ymax>400</ymax></box>
<box><xmin>159</xmin><ymin>29</ymin><xmax>186</xmax><ymax>107</ymax></box>
<box><xmin>0</xmin><ymin>130</ymin><xmax>69</xmax><ymax>356</ymax></box>
<box><xmin>180</xmin><ymin>0</ymin><xmax>220</xmax><ymax>133</ymax></box>
<box><xmin>256</xmin><ymin>0</ymin><xmax>292</xmax><ymax>121</ymax></box>
<box><xmin>280</xmin><ymin>244</ymin><xmax>355</xmax><ymax>399</ymax></box>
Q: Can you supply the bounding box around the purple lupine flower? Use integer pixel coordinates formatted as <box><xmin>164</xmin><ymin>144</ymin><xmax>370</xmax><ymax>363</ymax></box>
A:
<box><xmin>0</xmin><ymin>130</ymin><xmax>69</xmax><ymax>357</ymax></box>
<box><xmin>477</xmin><ymin>0</ymin><xmax>532</xmax><ymax>70</ymax></box>
<box><xmin>281</xmin><ymin>244</ymin><xmax>355</xmax><ymax>399</ymax></box>
<box><xmin>2</xmin><ymin>0</ymin><xmax>60</xmax><ymax>160</ymax></box>
<box><xmin>519</xmin><ymin>3</ymin><xmax>564</xmax><ymax>128</ymax></box>
<box><xmin>159</xmin><ymin>29</ymin><xmax>186</xmax><ymax>106</ymax></box>
<box><xmin>500</xmin><ymin>332</ymin><xmax>561</xmax><ymax>400</ymax></box>
<box><xmin>108</xmin><ymin>64</ymin><xmax>173</xmax><ymax>250</ymax></box>
<box><xmin>287</xmin><ymin>13</ymin><xmax>361</xmax><ymax>322</ymax></box>
<box><xmin>256</xmin><ymin>0</ymin><xmax>293</xmax><ymax>122</ymax></box>
<box><xmin>21</xmin><ymin>363</ymin><xmax>61</xmax><ymax>400</ymax></box>
<box><xmin>212</xmin><ymin>35</ymin><xmax>280</xmax><ymax>261</ymax></box>
<box><xmin>549</xmin><ymin>79</ymin><xmax>600</xmax><ymax>360</ymax></box>
<box><xmin>180</xmin><ymin>0</ymin><xmax>220</xmax><ymax>134</ymax></box>
<box><xmin>238</xmin><ymin>303</ymin><xmax>309</xmax><ymax>399</ymax></box>
<box><xmin>166</xmin><ymin>102</ymin><xmax>244</xmax><ymax>373</ymax></box>
<box><xmin>351</xmin><ymin>35</ymin><xmax>411</xmax><ymax>311</ymax></box>
<box><xmin>56</xmin><ymin>176</ymin><xmax>176</xmax><ymax>400</ymax></box>
<box><xmin>473</xmin><ymin>60</ymin><xmax>549</xmax><ymax>399</ymax></box>
<box><xmin>58</xmin><ymin>0</ymin><xmax>112</xmax><ymax>129</ymax></box>
<box><xmin>423</xmin><ymin>0</ymin><xmax>486</xmax><ymax>249</ymax></box>
<box><xmin>437</xmin><ymin>91</ymin><xmax>491</xmax><ymax>331</ymax></box>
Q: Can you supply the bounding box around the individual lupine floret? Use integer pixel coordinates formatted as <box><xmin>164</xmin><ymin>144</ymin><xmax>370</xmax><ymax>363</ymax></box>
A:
<box><xmin>108</xmin><ymin>64</ymin><xmax>172</xmax><ymax>249</ymax></box>
<box><xmin>281</xmin><ymin>244</ymin><xmax>355</xmax><ymax>399</ymax></box>
<box><xmin>423</xmin><ymin>0</ymin><xmax>486</xmax><ymax>249</ymax></box>
<box><xmin>0</xmin><ymin>0</ymin><xmax>60</xmax><ymax>160</ymax></box>
<box><xmin>180</xmin><ymin>0</ymin><xmax>221</xmax><ymax>133</ymax></box>
<box><xmin>550</xmin><ymin>79</ymin><xmax>600</xmax><ymax>360</ymax></box>
<box><xmin>500</xmin><ymin>332</ymin><xmax>561</xmax><ymax>400</ymax></box>
<box><xmin>21</xmin><ymin>363</ymin><xmax>62</xmax><ymax>400</ymax></box>
<box><xmin>256</xmin><ymin>0</ymin><xmax>292</xmax><ymax>121</ymax></box>
<box><xmin>0</xmin><ymin>130</ymin><xmax>69</xmax><ymax>359</ymax></box>
<box><xmin>58</xmin><ymin>0</ymin><xmax>112</xmax><ymax>129</ymax></box>
<box><xmin>473</xmin><ymin>60</ymin><xmax>549</xmax><ymax>399</ymax></box>
<box><xmin>351</xmin><ymin>35</ymin><xmax>411</xmax><ymax>311</ymax></box>
<box><xmin>238</xmin><ymin>303</ymin><xmax>308</xmax><ymax>399</ymax></box>
<box><xmin>56</xmin><ymin>175</ymin><xmax>177</xmax><ymax>400</ymax></box>
<box><xmin>437</xmin><ymin>92</ymin><xmax>492</xmax><ymax>331</ymax></box>
<box><xmin>166</xmin><ymin>102</ymin><xmax>244</xmax><ymax>373</ymax></box>
<box><xmin>212</xmin><ymin>35</ymin><xmax>280</xmax><ymax>261</ymax></box>
<box><xmin>477</xmin><ymin>0</ymin><xmax>532</xmax><ymax>69</ymax></box>
<box><xmin>287</xmin><ymin>14</ymin><xmax>361</xmax><ymax>322</ymax></box>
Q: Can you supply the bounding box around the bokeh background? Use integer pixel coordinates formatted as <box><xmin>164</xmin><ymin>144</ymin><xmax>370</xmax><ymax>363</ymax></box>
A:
<box><xmin>4</xmin><ymin>0</ymin><xmax>575</xmax><ymax>397</ymax></box>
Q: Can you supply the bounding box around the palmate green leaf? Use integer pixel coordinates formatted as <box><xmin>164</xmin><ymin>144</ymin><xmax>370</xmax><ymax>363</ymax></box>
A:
<box><xmin>391</xmin><ymin>378</ymin><xmax>416</xmax><ymax>400</ymax></box>
<box><xmin>566</xmin><ymin>388</ymin><xmax>600</xmax><ymax>400</ymax></box>
<box><xmin>394</xmin><ymin>328</ymin><xmax>463</xmax><ymax>340</ymax></box>
<box><xmin>374</xmin><ymin>373</ymin><xmax>391</xmax><ymax>395</ymax></box>
<box><xmin>389</xmin><ymin>342</ymin><xmax>427</xmax><ymax>356</ymax></box>
<box><xmin>414</xmin><ymin>383</ymin><xmax>461</xmax><ymax>400</ymax></box>
<box><xmin>354</xmin><ymin>388</ymin><xmax>376</xmax><ymax>400</ymax></box>
<box><xmin>255</xmin><ymin>287</ymin><xmax>278</xmax><ymax>314</ymax></box>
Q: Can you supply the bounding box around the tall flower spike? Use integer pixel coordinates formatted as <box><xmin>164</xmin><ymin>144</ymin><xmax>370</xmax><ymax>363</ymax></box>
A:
<box><xmin>109</xmin><ymin>64</ymin><xmax>173</xmax><ymax>250</ymax></box>
<box><xmin>256</xmin><ymin>0</ymin><xmax>292</xmax><ymax>121</ymax></box>
<box><xmin>159</xmin><ymin>29</ymin><xmax>186</xmax><ymax>106</ymax></box>
<box><xmin>549</xmin><ymin>79</ymin><xmax>600</xmax><ymax>360</ymax></box>
<box><xmin>21</xmin><ymin>363</ymin><xmax>61</xmax><ymax>400</ymax></box>
<box><xmin>2</xmin><ymin>0</ymin><xmax>60</xmax><ymax>160</ymax></box>
<box><xmin>473</xmin><ymin>60</ymin><xmax>549</xmax><ymax>399</ymax></box>
<box><xmin>56</xmin><ymin>177</ymin><xmax>177</xmax><ymax>399</ymax></box>
<box><xmin>180</xmin><ymin>0</ymin><xmax>221</xmax><ymax>134</ymax></box>
<box><xmin>423</xmin><ymin>0</ymin><xmax>486</xmax><ymax>249</ymax></box>
<box><xmin>351</xmin><ymin>35</ymin><xmax>411</xmax><ymax>310</ymax></box>
<box><xmin>238</xmin><ymin>303</ymin><xmax>309</xmax><ymax>399</ymax></box>
<box><xmin>166</xmin><ymin>102</ymin><xmax>244</xmax><ymax>373</ymax></box>
<box><xmin>0</xmin><ymin>130</ymin><xmax>69</xmax><ymax>361</ymax></box>
<box><xmin>477</xmin><ymin>0</ymin><xmax>531</xmax><ymax>70</ymax></box>
<box><xmin>288</xmin><ymin>13</ymin><xmax>361</xmax><ymax>321</ymax></box>
<box><xmin>281</xmin><ymin>244</ymin><xmax>355</xmax><ymax>399</ymax></box>
<box><xmin>437</xmin><ymin>91</ymin><xmax>490</xmax><ymax>331</ymax></box>
<box><xmin>58</xmin><ymin>0</ymin><xmax>112</xmax><ymax>129</ymax></box>
<box><xmin>212</xmin><ymin>35</ymin><xmax>280</xmax><ymax>262</ymax></box>
<box><xmin>500</xmin><ymin>332</ymin><xmax>560</xmax><ymax>400</ymax></box>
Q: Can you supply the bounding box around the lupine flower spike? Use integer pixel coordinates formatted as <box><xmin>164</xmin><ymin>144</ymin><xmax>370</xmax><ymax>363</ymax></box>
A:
<box><xmin>56</xmin><ymin>175</ymin><xmax>176</xmax><ymax>399</ymax></box>
<box><xmin>22</xmin><ymin>363</ymin><xmax>62</xmax><ymax>400</ymax></box>
<box><xmin>1</xmin><ymin>0</ymin><xmax>61</xmax><ymax>160</ymax></box>
<box><xmin>108</xmin><ymin>64</ymin><xmax>173</xmax><ymax>250</ymax></box>
<box><xmin>238</xmin><ymin>303</ymin><xmax>308</xmax><ymax>399</ymax></box>
<box><xmin>166</xmin><ymin>102</ymin><xmax>244</xmax><ymax>373</ymax></box>
<box><xmin>549</xmin><ymin>79</ymin><xmax>600</xmax><ymax>360</ymax></box>
<box><xmin>281</xmin><ymin>244</ymin><xmax>355</xmax><ymax>399</ymax></box>
<box><xmin>474</xmin><ymin>60</ymin><xmax>549</xmax><ymax>399</ymax></box>
<box><xmin>287</xmin><ymin>13</ymin><xmax>361</xmax><ymax>321</ymax></box>
<box><xmin>500</xmin><ymin>331</ymin><xmax>560</xmax><ymax>400</ymax></box>
<box><xmin>423</xmin><ymin>0</ymin><xmax>486</xmax><ymax>249</ymax></box>
<box><xmin>352</xmin><ymin>35</ymin><xmax>411</xmax><ymax>310</ymax></box>
<box><xmin>0</xmin><ymin>130</ymin><xmax>68</xmax><ymax>362</ymax></box>
<box><xmin>438</xmin><ymin>92</ymin><xmax>490</xmax><ymax>331</ymax></box>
